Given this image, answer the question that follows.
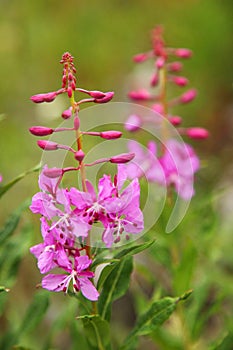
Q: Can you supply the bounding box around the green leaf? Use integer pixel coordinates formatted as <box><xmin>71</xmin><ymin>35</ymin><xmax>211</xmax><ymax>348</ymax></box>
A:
<box><xmin>98</xmin><ymin>256</ymin><xmax>133</xmax><ymax>321</ymax></box>
<box><xmin>0</xmin><ymin>163</ymin><xmax>41</xmax><ymax>198</ymax></box>
<box><xmin>209</xmin><ymin>331</ymin><xmax>233</xmax><ymax>350</ymax></box>
<box><xmin>120</xmin><ymin>291</ymin><xmax>193</xmax><ymax>350</ymax></box>
<box><xmin>0</xmin><ymin>200</ymin><xmax>30</xmax><ymax>245</ymax></box>
<box><xmin>114</xmin><ymin>239</ymin><xmax>155</xmax><ymax>260</ymax></box>
<box><xmin>78</xmin><ymin>315</ymin><xmax>111</xmax><ymax>350</ymax></box>
<box><xmin>17</xmin><ymin>291</ymin><xmax>50</xmax><ymax>335</ymax></box>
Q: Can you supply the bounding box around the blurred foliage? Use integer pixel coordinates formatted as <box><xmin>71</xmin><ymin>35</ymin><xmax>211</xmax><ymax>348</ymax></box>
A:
<box><xmin>0</xmin><ymin>0</ymin><xmax>233</xmax><ymax>349</ymax></box>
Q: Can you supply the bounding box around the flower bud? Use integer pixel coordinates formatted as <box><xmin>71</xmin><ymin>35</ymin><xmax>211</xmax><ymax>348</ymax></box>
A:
<box><xmin>43</xmin><ymin>167</ymin><xmax>63</xmax><ymax>178</ymax></box>
<box><xmin>169</xmin><ymin>116</ymin><xmax>182</xmax><ymax>126</ymax></box>
<box><xmin>100</xmin><ymin>131</ymin><xmax>122</xmax><ymax>139</ymax></box>
<box><xmin>152</xmin><ymin>103</ymin><xmax>164</xmax><ymax>114</ymax></box>
<box><xmin>75</xmin><ymin>150</ymin><xmax>85</xmax><ymax>162</ymax></box>
<box><xmin>74</xmin><ymin>116</ymin><xmax>80</xmax><ymax>130</ymax></box>
<box><xmin>62</xmin><ymin>108</ymin><xmax>72</xmax><ymax>119</ymax></box>
<box><xmin>94</xmin><ymin>91</ymin><xmax>114</xmax><ymax>103</ymax></box>
<box><xmin>88</xmin><ymin>90</ymin><xmax>106</xmax><ymax>99</ymax></box>
<box><xmin>67</xmin><ymin>87</ymin><xmax>73</xmax><ymax>98</ymax></box>
<box><xmin>30</xmin><ymin>92</ymin><xmax>57</xmax><ymax>103</ymax></box>
<box><xmin>175</xmin><ymin>48</ymin><xmax>192</xmax><ymax>58</ymax></box>
<box><xmin>37</xmin><ymin>140</ymin><xmax>58</xmax><ymax>150</ymax></box>
<box><xmin>133</xmin><ymin>53</ymin><xmax>148</xmax><ymax>63</ymax></box>
<box><xmin>167</xmin><ymin>61</ymin><xmax>183</xmax><ymax>72</ymax></box>
<box><xmin>29</xmin><ymin>126</ymin><xmax>54</xmax><ymax>136</ymax></box>
<box><xmin>172</xmin><ymin>76</ymin><xmax>189</xmax><ymax>87</ymax></box>
<box><xmin>155</xmin><ymin>57</ymin><xmax>165</xmax><ymax>69</ymax></box>
<box><xmin>180</xmin><ymin>89</ymin><xmax>197</xmax><ymax>104</ymax></box>
<box><xmin>128</xmin><ymin>89</ymin><xmax>151</xmax><ymax>101</ymax></box>
<box><xmin>124</xmin><ymin>114</ymin><xmax>142</xmax><ymax>132</ymax></box>
<box><xmin>110</xmin><ymin>152</ymin><xmax>135</xmax><ymax>164</ymax></box>
<box><xmin>150</xmin><ymin>73</ymin><xmax>159</xmax><ymax>87</ymax></box>
<box><xmin>186</xmin><ymin>127</ymin><xmax>209</xmax><ymax>139</ymax></box>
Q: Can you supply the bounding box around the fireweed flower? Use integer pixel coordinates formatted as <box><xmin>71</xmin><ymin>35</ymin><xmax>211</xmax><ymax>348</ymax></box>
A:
<box><xmin>125</xmin><ymin>25</ymin><xmax>208</xmax><ymax>199</ymax></box>
<box><xmin>29</xmin><ymin>53</ymin><xmax>144</xmax><ymax>300</ymax></box>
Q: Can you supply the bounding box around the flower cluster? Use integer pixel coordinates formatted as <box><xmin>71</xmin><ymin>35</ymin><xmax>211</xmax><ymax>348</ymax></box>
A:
<box><xmin>29</xmin><ymin>53</ymin><xmax>144</xmax><ymax>300</ymax></box>
<box><xmin>124</xmin><ymin>26</ymin><xmax>209</xmax><ymax>199</ymax></box>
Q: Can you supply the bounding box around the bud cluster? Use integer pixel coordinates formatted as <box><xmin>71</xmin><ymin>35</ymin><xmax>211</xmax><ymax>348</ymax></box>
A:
<box><xmin>124</xmin><ymin>26</ymin><xmax>209</xmax><ymax>200</ymax></box>
<box><xmin>29</xmin><ymin>53</ymin><xmax>144</xmax><ymax>300</ymax></box>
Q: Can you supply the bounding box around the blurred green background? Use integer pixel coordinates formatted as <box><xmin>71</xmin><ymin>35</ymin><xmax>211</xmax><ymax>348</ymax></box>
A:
<box><xmin>0</xmin><ymin>0</ymin><xmax>233</xmax><ymax>349</ymax></box>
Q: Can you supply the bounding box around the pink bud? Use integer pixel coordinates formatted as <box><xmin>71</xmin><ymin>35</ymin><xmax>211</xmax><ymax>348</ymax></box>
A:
<box><xmin>88</xmin><ymin>90</ymin><xmax>106</xmax><ymax>99</ymax></box>
<box><xmin>29</xmin><ymin>126</ymin><xmax>54</xmax><ymax>136</ymax></box>
<box><xmin>100</xmin><ymin>131</ymin><xmax>122</xmax><ymax>140</ymax></box>
<box><xmin>124</xmin><ymin>114</ymin><xmax>142</xmax><ymax>132</ymax></box>
<box><xmin>128</xmin><ymin>89</ymin><xmax>151</xmax><ymax>101</ymax></box>
<box><xmin>30</xmin><ymin>92</ymin><xmax>57</xmax><ymax>103</ymax></box>
<box><xmin>67</xmin><ymin>87</ymin><xmax>73</xmax><ymax>98</ymax></box>
<box><xmin>37</xmin><ymin>140</ymin><xmax>58</xmax><ymax>150</ymax></box>
<box><xmin>167</xmin><ymin>61</ymin><xmax>183</xmax><ymax>72</ymax></box>
<box><xmin>74</xmin><ymin>116</ymin><xmax>80</xmax><ymax>130</ymax></box>
<box><xmin>62</xmin><ymin>109</ymin><xmax>72</xmax><ymax>119</ymax></box>
<box><xmin>150</xmin><ymin>73</ymin><xmax>159</xmax><ymax>87</ymax></box>
<box><xmin>155</xmin><ymin>57</ymin><xmax>165</xmax><ymax>69</ymax></box>
<box><xmin>175</xmin><ymin>48</ymin><xmax>192</xmax><ymax>58</ymax></box>
<box><xmin>94</xmin><ymin>91</ymin><xmax>114</xmax><ymax>103</ymax></box>
<box><xmin>186</xmin><ymin>127</ymin><xmax>209</xmax><ymax>139</ymax></box>
<box><xmin>180</xmin><ymin>89</ymin><xmax>197</xmax><ymax>104</ymax></box>
<box><xmin>152</xmin><ymin>103</ymin><xmax>164</xmax><ymax>114</ymax></box>
<box><xmin>172</xmin><ymin>76</ymin><xmax>189</xmax><ymax>87</ymax></box>
<box><xmin>133</xmin><ymin>53</ymin><xmax>148</xmax><ymax>63</ymax></box>
<box><xmin>43</xmin><ymin>167</ymin><xmax>63</xmax><ymax>178</ymax></box>
<box><xmin>169</xmin><ymin>116</ymin><xmax>182</xmax><ymax>126</ymax></box>
<box><xmin>75</xmin><ymin>150</ymin><xmax>85</xmax><ymax>162</ymax></box>
<box><xmin>110</xmin><ymin>152</ymin><xmax>135</xmax><ymax>164</ymax></box>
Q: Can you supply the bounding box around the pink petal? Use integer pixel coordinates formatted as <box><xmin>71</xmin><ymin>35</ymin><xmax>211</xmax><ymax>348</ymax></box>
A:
<box><xmin>79</xmin><ymin>277</ymin><xmax>99</xmax><ymax>301</ymax></box>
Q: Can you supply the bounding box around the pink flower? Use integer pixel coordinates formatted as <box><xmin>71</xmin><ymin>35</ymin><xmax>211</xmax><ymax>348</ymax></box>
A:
<box><xmin>42</xmin><ymin>254</ymin><xmax>99</xmax><ymax>301</ymax></box>
<box><xmin>160</xmin><ymin>139</ymin><xmax>200</xmax><ymax>200</ymax></box>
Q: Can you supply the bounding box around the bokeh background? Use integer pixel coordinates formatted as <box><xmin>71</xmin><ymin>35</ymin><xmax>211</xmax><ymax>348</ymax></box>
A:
<box><xmin>0</xmin><ymin>0</ymin><xmax>232</xmax><ymax>349</ymax></box>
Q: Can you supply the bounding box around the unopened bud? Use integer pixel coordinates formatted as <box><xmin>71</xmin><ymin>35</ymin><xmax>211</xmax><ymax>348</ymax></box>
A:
<box><xmin>37</xmin><ymin>140</ymin><xmax>58</xmax><ymax>150</ymax></box>
<box><xmin>175</xmin><ymin>48</ymin><xmax>192</xmax><ymax>58</ymax></box>
<box><xmin>100</xmin><ymin>131</ymin><xmax>122</xmax><ymax>139</ymax></box>
<box><xmin>62</xmin><ymin>109</ymin><xmax>72</xmax><ymax>119</ymax></box>
<box><xmin>94</xmin><ymin>91</ymin><xmax>114</xmax><ymax>103</ymax></box>
<box><xmin>110</xmin><ymin>152</ymin><xmax>135</xmax><ymax>164</ymax></box>
<box><xmin>150</xmin><ymin>73</ymin><xmax>159</xmax><ymax>87</ymax></box>
<box><xmin>155</xmin><ymin>57</ymin><xmax>165</xmax><ymax>69</ymax></box>
<box><xmin>67</xmin><ymin>87</ymin><xmax>73</xmax><ymax>98</ymax></box>
<box><xmin>167</xmin><ymin>61</ymin><xmax>183</xmax><ymax>72</ymax></box>
<box><xmin>169</xmin><ymin>116</ymin><xmax>182</xmax><ymax>126</ymax></box>
<box><xmin>73</xmin><ymin>116</ymin><xmax>80</xmax><ymax>130</ymax></box>
<box><xmin>75</xmin><ymin>150</ymin><xmax>85</xmax><ymax>162</ymax></box>
<box><xmin>128</xmin><ymin>89</ymin><xmax>151</xmax><ymax>101</ymax></box>
<box><xmin>180</xmin><ymin>89</ymin><xmax>197</xmax><ymax>104</ymax></box>
<box><xmin>29</xmin><ymin>126</ymin><xmax>54</xmax><ymax>136</ymax></box>
<box><xmin>30</xmin><ymin>92</ymin><xmax>57</xmax><ymax>103</ymax></box>
<box><xmin>133</xmin><ymin>53</ymin><xmax>148</xmax><ymax>63</ymax></box>
<box><xmin>152</xmin><ymin>103</ymin><xmax>164</xmax><ymax>114</ymax></box>
<box><xmin>43</xmin><ymin>167</ymin><xmax>63</xmax><ymax>178</ymax></box>
<box><xmin>88</xmin><ymin>90</ymin><xmax>106</xmax><ymax>99</ymax></box>
<box><xmin>124</xmin><ymin>114</ymin><xmax>142</xmax><ymax>132</ymax></box>
<box><xmin>172</xmin><ymin>76</ymin><xmax>189</xmax><ymax>87</ymax></box>
<box><xmin>186</xmin><ymin>127</ymin><xmax>209</xmax><ymax>139</ymax></box>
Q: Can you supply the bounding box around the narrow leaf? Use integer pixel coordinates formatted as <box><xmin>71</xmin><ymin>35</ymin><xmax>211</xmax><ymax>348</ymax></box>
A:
<box><xmin>0</xmin><ymin>163</ymin><xmax>41</xmax><ymax>198</ymax></box>
<box><xmin>78</xmin><ymin>315</ymin><xmax>111</xmax><ymax>350</ymax></box>
<box><xmin>98</xmin><ymin>256</ymin><xmax>133</xmax><ymax>321</ymax></box>
<box><xmin>17</xmin><ymin>291</ymin><xmax>50</xmax><ymax>335</ymax></box>
<box><xmin>120</xmin><ymin>291</ymin><xmax>193</xmax><ymax>350</ymax></box>
<box><xmin>0</xmin><ymin>200</ymin><xmax>30</xmax><ymax>245</ymax></box>
<box><xmin>114</xmin><ymin>240</ymin><xmax>155</xmax><ymax>260</ymax></box>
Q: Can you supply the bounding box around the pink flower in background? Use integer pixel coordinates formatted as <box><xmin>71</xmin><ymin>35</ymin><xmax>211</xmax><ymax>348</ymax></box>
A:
<box><xmin>160</xmin><ymin>139</ymin><xmax>200</xmax><ymax>200</ymax></box>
